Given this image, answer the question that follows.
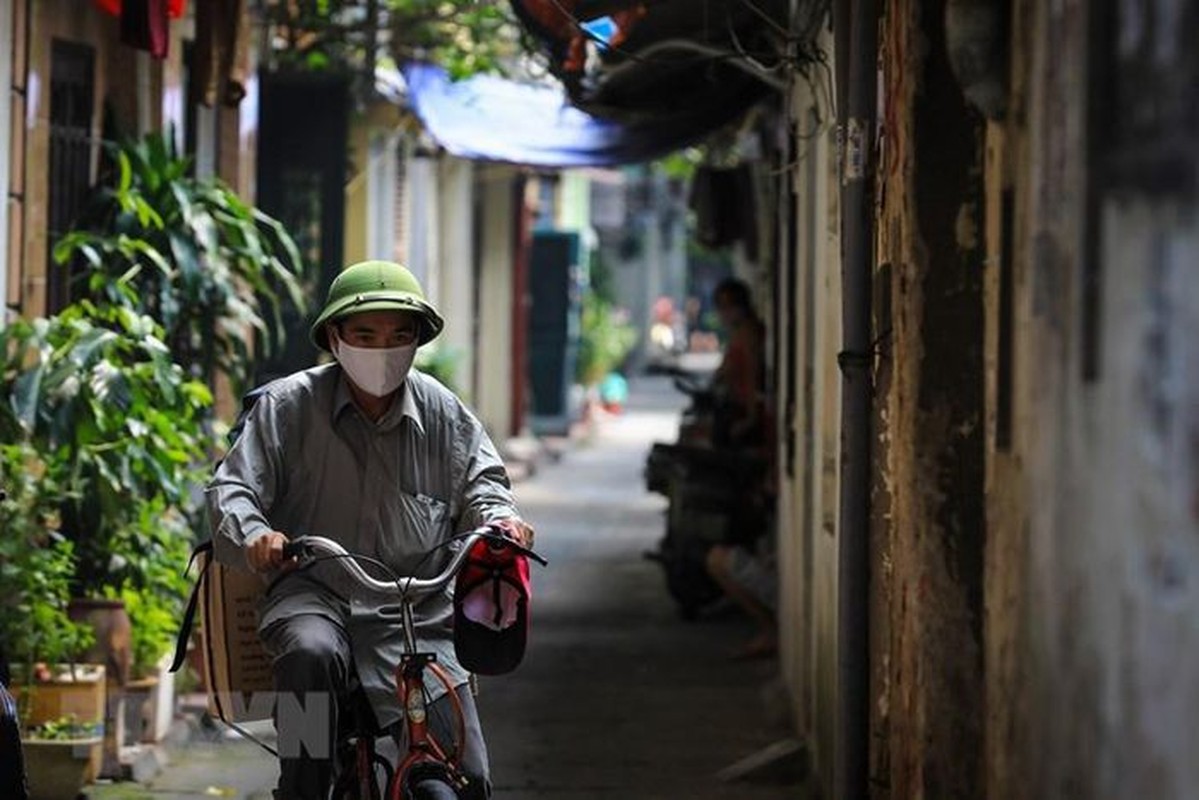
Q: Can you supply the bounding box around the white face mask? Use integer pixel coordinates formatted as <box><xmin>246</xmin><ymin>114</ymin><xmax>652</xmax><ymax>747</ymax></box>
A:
<box><xmin>332</xmin><ymin>338</ymin><xmax>417</xmax><ymax>398</ymax></box>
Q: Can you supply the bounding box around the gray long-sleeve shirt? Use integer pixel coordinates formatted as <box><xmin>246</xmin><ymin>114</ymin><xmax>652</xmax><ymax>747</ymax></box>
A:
<box><xmin>205</xmin><ymin>363</ymin><xmax>519</xmax><ymax>725</ymax></box>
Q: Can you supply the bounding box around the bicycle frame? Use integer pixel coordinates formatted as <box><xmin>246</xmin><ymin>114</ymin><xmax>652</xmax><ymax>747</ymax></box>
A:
<box><xmin>394</xmin><ymin>652</ymin><xmax>467</xmax><ymax>796</ymax></box>
<box><xmin>337</xmin><ymin>651</ymin><xmax>465</xmax><ymax>800</ymax></box>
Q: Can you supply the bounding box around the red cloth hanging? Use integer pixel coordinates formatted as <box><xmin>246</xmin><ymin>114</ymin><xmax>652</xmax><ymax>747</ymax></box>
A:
<box><xmin>119</xmin><ymin>0</ymin><xmax>171</xmax><ymax>59</ymax></box>
<box><xmin>94</xmin><ymin>0</ymin><xmax>186</xmax><ymax>19</ymax></box>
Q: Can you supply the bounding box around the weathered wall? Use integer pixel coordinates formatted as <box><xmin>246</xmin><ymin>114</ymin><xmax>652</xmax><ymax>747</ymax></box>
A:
<box><xmin>986</xmin><ymin>0</ymin><xmax>1199</xmax><ymax>797</ymax></box>
<box><xmin>981</xmin><ymin>117</ymin><xmax>1031</xmax><ymax>799</ymax></box>
<box><xmin>0</xmin><ymin>0</ymin><xmax>13</xmax><ymax>315</ymax></box>
<box><xmin>782</xmin><ymin>3</ymin><xmax>1199</xmax><ymax>797</ymax></box>
<box><xmin>474</xmin><ymin>166</ymin><xmax>519</xmax><ymax>438</ymax></box>
<box><xmin>436</xmin><ymin>157</ymin><xmax>478</xmax><ymax>399</ymax></box>
<box><xmin>982</xmin><ymin>1</ymin><xmax>1037</xmax><ymax>793</ymax></box>
<box><xmin>777</xmin><ymin>51</ymin><xmax>841</xmax><ymax>795</ymax></box>
<box><xmin>214</xmin><ymin>26</ymin><xmax>256</xmax><ymax>202</ymax></box>
<box><xmin>871</xmin><ymin>0</ymin><xmax>987</xmax><ymax>797</ymax></box>
<box><xmin>17</xmin><ymin>0</ymin><xmax>123</xmax><ymax>316</ymax></box>
<box><xmin>8</xmin><ymin>0</ymin><xmax>253</xmax><ymax>319</ymax></box>
<box><xmin>342</xmin><ymin>104</ymin><xmax>402</xmax><ymax>267</ymax></box>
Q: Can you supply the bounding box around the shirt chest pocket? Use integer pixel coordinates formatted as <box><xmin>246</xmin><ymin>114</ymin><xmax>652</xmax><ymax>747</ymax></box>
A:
<box><xmin>379</xmin><ymin>490</ymin><xmax>451</xmax><ymax>574</ymax></box>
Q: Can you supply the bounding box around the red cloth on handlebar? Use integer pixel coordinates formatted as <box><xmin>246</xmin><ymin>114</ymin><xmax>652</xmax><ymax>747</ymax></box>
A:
<box><xmin>452</xmin><ymin>538</ymin><xmax>532</xmax><ymax>675</ymax></box>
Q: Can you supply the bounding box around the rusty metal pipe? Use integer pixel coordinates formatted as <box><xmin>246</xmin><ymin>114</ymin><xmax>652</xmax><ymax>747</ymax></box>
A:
<box><xmin>834</xmin><ymin>0</ymin><xmax>878</xmax><ymax>797</ymax></box>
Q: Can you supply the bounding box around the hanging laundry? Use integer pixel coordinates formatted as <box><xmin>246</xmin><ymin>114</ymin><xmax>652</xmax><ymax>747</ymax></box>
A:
<box><xmin>94</xmin><ymin>0</ymin><xmax>186</xmax><ymax>19</ymax></box>
<box><xmin>119</xmin><ymin>0</ymin><xmax>172</xmax><ymax>59</ymax></box>
<box><xmin>689</xmin><ymin>165</ymin><xmax>758</xmax><ymax>258</ymax></box>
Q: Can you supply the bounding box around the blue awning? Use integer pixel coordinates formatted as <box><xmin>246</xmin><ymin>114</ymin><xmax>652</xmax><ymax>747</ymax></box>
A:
<box><xmin>400</xmin><ymin>62</ymin><xmax>759</xmax><ymax>168</ymax></box>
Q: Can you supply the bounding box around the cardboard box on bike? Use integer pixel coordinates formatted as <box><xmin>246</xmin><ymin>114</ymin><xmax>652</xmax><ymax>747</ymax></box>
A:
<box><xmin>196</xmin><ymin>551</ymin><xmax>276</xmax><ymax>722</ymax></box>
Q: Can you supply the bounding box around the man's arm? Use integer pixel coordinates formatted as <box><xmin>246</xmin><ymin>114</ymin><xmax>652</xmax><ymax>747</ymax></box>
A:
<box><xmin>206</xmin><ymin>392</ymin><xmax>291</xmax><ymax>571</ymax></box>
<box><xmin>454</xmin><ymin>410</ymin><xmax>535</xmax><ymax>549</ymax></box>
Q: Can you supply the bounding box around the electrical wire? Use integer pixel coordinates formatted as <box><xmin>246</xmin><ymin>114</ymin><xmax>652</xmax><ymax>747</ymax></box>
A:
<box><xmin>733</xmin><ymin>0</ymin><xmax>792</xmax><ymax>38</ymax></box>
<box><xmin>726</xmin><ymin>5</ymin><xmax>789</xmax><ymax>74</ymax></box>
<box><xmin>599</xmin><ymin>38</ymin><xmax>791</xmax><ymax>91</ymax></box>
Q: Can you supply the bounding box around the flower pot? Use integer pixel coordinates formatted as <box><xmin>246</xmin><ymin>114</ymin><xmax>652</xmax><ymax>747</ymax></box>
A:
<box><xmin>21</xmin><ymin>736</ymin><xmax>104</xmax><ymax>800</ymax></box>
<box><xmin>9</xmin><ymin>663</ymin><xmax>106</xmax><ymax>731</ymax></box>
<box><xmin>67</xmin><ymin>598</ymin><xmax>132</xmax><ymax>777</ymax></box>
<box><xmin>67</xmin><ymin>598</ymin><xmax>132</xmax><ymax>687</ymax></box>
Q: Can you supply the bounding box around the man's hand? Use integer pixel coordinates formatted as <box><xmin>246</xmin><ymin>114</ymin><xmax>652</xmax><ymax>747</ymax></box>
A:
<box><xmin>493</xmin><ymin>518</ymin><xmax>536</xmax><ymax>550</ymax></box>
<box><xmin>246</xmin><ymin>531</ymin><xmax>293</xmax><ymax>573</ymax></box>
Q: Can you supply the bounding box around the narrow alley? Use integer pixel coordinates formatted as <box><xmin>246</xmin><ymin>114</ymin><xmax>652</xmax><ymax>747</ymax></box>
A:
<box><xmin>478</xmin><ymin>372</ymin><xmax>797</xmax><ymax>799</ymax></box>
<box><xmin>84</xmin><ymin>373</ymin><xmax>799</xmax><ymax>800</ymax></box>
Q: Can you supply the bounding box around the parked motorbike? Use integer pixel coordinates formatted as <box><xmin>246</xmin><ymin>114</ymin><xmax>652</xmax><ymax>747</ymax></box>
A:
<box><xmin>643</xmin><ymin>365</ymin><xmax>768</xmax><ymax>619</ymax></box>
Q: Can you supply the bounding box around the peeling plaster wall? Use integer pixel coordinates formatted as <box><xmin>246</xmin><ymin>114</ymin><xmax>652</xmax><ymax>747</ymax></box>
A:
<box><xmin>981</xmin><ymin>118</ymin><xmax>1031</xmax><ymax>800</ymax></box>
<box><xmin>982</xmin><ymin>1</ymin><xmax>1038</xmax><ymax>793</ymax></box>
<box><xmin>1075</xmin><ymin>202</ymin><xmax>1199</xmax><ymax>798</ymax></box>
<box><xmin>986</xmin><ymin>0</ymin><xmax>1199</xmax><ymax>796</ymax></box>
<box><xmin>872</xmin><ymin>0</ymin><xmax>987</xmax><ymax>796</ymax></box>
<box><xmin>777</xmin><ymin>49</ymin><xmax>841</xmax><ymax>795</ymax></box>
<box><xmin>785</xmin><ymin>2</ymin><xmax>1198</xmax><ymax>796</ymax></box>
<box><xmin>811</xmin><ymin>131</ymin><xmax>841</xmax><ymax>797</ymax></box>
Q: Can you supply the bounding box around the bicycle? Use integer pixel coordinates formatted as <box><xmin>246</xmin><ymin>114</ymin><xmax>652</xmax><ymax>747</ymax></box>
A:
<box><xmin>278</xmin><ymin>524</ymin><xmax>546</xmax><ymax>800</ymax></box>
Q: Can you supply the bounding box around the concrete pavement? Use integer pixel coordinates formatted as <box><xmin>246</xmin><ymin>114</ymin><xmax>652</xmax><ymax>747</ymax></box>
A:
<box><xmin>83</xmin><ymin>373</ymin><xmax>804</xmax><ymax>799</ymax></box>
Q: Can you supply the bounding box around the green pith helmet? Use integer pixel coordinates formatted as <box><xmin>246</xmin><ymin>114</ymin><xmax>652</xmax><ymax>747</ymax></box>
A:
<box><xmin>310</xmin><ymin>260</ymin><xmax>444</xmax><ymax>351</ymax></box>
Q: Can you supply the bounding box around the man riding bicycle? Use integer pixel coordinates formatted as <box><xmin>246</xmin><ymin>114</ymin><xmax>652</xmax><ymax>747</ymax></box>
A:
<box><xmin>206</xmin><ymin>260</ymin><xmax>534</xmax><ymax>799</ymax></box>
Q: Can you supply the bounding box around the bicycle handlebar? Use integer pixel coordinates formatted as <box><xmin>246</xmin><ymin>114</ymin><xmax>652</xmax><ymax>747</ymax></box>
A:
<box><xmin>280</xmin><ymin>524</ymin><xmax>546</xmax><ymax>597</ymax></box>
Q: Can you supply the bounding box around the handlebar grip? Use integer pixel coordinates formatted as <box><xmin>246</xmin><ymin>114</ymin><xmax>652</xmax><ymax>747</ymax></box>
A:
<box><xmin>477</xmin><ymin>528</ymin><xmax>549</xmax><ymax>566</ymax></box>
<box><xmin>281</xmin><ymin>538</ymin><xmax>308</xmax><ymax>561</ymax></box>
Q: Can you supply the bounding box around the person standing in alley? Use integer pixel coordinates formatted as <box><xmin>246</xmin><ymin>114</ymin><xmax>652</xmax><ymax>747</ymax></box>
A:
<box><xmin>704</xmin><ymin>276</ymin><xmax>778</xmax><ymax>659</ymax></box>
<box><xmin>709</xmin><ymin>277</ymin><xmax>768</xmax><ymax>449</ymax></box>
<box><xmin>206</xmin><ymin>260</ymin><xmax>535</xmax><ymax>799</ymax></box>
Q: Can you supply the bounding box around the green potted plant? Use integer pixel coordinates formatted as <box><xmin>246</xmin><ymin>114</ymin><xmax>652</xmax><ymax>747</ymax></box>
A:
<box><xmin>38</xmin><ymin>132</ymin><xmax>304</xmax><ymax>758</ymax></box>
<box><xmin>112</xmin><ymin>533</ymin><xmax>193</xmax><ymax>745</ymax></box>
<box><xmin>45</xmin><ymin>132</ymin><xmax>306</xmax><ymax>746</ymax></box>
<box><xmin>52</xmin><ymin>131</ymin><xmax>308</xmax><ymax>395</ymax></box>
<box><xmin>20</xmin><ymin>713</ymin><xmax>105</xmax><ymax>800</ymax></box>
<box><xmin>0</xmin><ymin>303</ymin><xmax>212</xmax><ymax>690</ymax></box>
<box><xmin>1</xmin><ymin>304</ymin><xmax>214</xmax><ymax>775</ymax></box>
<box><xmin>0</xmin><ymin>302</ymin><xmax>213</xmax><ymax>592</ymax></box>
<box><xmin>0</xmin><ymin>440</ymin><xmax>100</xmax><ymax>706</ymax></box>
<box><xmin>575</xmin><ymin>292</ymin><xmax>637</xmax><ymax>392</ymax></box>
<box><xmin>0</xmin><ymin>442</ymin><xmax>106</xmax><ymax>798</ymax></box>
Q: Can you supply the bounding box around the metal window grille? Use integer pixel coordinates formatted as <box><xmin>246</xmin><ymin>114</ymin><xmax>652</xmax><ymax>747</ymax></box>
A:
<box><xmin>47</xmin><ymin>39</ymin><xmax>96</xmax><ymax>314</ymax></box>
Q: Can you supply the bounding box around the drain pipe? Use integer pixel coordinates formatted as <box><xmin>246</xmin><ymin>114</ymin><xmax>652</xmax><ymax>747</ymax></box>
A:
<box><xmin>834</xmin><ymin>0</ymin><xmax>878</xmax><ymax>798</ymax></box>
